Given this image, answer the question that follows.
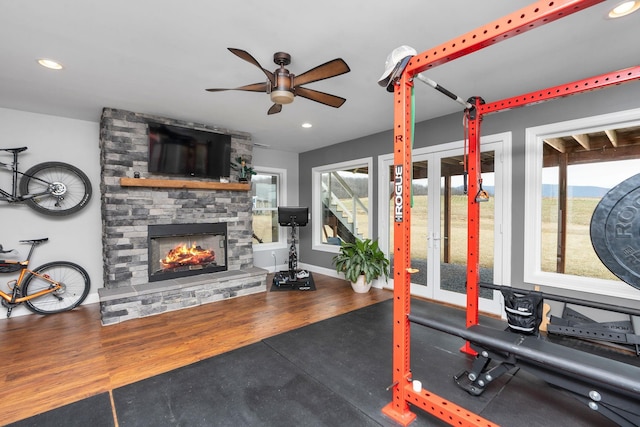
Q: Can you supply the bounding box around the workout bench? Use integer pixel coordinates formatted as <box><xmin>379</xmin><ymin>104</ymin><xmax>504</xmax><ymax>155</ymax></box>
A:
<box><xmin>409</xmin><ymin>314</ymin><xmax>640</xmax><ymax>427</ymax></box>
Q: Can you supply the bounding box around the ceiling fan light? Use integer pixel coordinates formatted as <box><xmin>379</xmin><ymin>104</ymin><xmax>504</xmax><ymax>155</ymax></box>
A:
<box><xmin>270</xmin><ymin>90</ymin><xmax>294</xmax><ymax>105</ymax></box>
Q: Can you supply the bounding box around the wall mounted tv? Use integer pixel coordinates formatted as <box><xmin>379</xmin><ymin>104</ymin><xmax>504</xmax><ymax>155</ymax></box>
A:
<box><xmin>147</xmin><ymin>122</ymin><xmax>231</xmax><ymax>179</ymax></box>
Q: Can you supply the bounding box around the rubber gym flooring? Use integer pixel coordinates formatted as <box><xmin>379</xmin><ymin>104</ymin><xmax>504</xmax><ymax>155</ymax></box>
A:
<box><xmin>9</xmin><ymin>298</ymin><xmax>639</xmax><ymax>426</ymax></box>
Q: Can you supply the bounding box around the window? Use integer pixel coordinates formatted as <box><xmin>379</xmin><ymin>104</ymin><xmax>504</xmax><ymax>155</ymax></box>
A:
<box><xmin>539</xmin><ymin>162</ymin><xmax>640</xmax><ymax>280</ymax></box>
<box><xmin>312</xmin><ymin>158</ymin><xmax>373</xmax><ymax>252</ymax></box>
<box><xmin>251</xmin><ymin>168</ymin><xmax>285</xmax><ymax>247</ymax></box>
<box><xmin>524</xmin><ymin>108</ymin><xmax>640</xmax><ymax>300</ymax></box>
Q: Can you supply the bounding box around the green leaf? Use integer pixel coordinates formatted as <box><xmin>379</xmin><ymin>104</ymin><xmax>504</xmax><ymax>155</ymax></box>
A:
<box><xmin>332</xmin><ymin>237</ymin><xmax>390</xmax><ymax>284</ymax></box>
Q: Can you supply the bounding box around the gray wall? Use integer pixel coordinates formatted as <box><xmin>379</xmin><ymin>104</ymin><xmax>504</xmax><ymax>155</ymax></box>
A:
<box><xmin>0</xmin><ymin>107</ymin><xmax>103</xmax><ymax>317</ymax></box>
<box><xmin>299</xmin><ymin>83</ymin><xmax>640</xmax><ymax>309</ymax></box>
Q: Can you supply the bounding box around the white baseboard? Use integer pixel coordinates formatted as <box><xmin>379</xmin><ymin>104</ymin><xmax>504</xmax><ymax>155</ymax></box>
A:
<box><xmin>296</xmin><ymin>263</ymin><xmax>388</xmax><ymax>290</ymax></box>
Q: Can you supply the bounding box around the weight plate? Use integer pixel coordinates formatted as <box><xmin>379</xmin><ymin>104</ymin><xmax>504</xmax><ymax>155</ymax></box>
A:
<box><xmin>590</xmin><ymin>173</ymin><xmax>640</xmax><ymax>290</ymax></box>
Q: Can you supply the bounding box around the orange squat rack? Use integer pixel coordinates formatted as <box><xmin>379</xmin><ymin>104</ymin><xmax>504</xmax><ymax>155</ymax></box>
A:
<box><xmin>381</xmin><ymin>1</ymin><xmax>640</xmax><ymax>425</ymax></box>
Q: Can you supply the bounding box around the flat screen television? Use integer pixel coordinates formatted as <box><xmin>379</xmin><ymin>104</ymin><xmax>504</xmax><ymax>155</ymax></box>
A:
<box><xmin>147</xmin><ymin>122</ymin><xmax>231</xmax><ymax>179</ymax></box>
<box><xmin>278</xmin><ymin>206</ymin><xmax>309</xmax><ymax>226</ymax></box>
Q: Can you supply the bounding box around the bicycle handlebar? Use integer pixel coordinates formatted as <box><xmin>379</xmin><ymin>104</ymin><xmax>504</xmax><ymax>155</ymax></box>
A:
<box><xmin>0</xmin><ymin>244</ymin><xmax>17</xmax><ymax>254</ymax></box>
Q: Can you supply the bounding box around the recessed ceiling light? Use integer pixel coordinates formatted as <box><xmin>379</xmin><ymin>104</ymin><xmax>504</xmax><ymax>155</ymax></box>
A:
<box><xmin>37</xmin><ymin>58</ymin><xmax>64</xmax><ymax>70</ymax></box>
<box><xmin>608</xmin><ymin>0</ymin><xmax>640</xmax><ymax>18</ymax></box>
<box><xmin>301</xmin><ymin>123</ymin><xmax>312</xmax><ymax>128</ymax></box>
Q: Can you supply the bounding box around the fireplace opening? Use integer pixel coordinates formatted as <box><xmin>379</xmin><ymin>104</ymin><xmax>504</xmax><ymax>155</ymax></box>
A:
<box><xmin>148</xmin><ymin>223</ymin><xmax>227</xmax><ymax>282</ymax></box>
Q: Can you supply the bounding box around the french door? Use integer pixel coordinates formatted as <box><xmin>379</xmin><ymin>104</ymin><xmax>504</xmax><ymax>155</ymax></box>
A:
<box><xmin>378</xmin><ymin>135</ymin><xmax>511</xmax><ymax>315</ymax></box>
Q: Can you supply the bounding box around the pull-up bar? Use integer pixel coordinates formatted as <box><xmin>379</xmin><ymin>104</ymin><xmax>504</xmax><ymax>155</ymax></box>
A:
<box><xmin>415</xmin><ymin>74</ymin><xmax>473</xmax><ymax>110</ymax></box>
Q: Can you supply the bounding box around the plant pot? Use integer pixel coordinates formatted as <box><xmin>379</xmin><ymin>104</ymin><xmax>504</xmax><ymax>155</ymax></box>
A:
<box><xmin>351</xmin><ymin>275</ymin><xmax>372</xmax><ymax>293</ymax></box>
<box><xmin>239</xmin><ymin>177</ymin><xmax>248</xmax><ymax>183</ymax></box>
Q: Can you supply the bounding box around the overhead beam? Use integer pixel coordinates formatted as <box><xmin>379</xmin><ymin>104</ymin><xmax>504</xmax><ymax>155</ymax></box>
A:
<box><xmin>403</xmin><ymin>0</ymin><xmax>603</xmax><ymax>77</ymax></box>
<box><xmin>572</xmin><ymin>133</ymin><xmax>591</xmax><ymax>150</ymax></box>
<box><xmin>605</xmin><ymin>129</ymin><xmax>619</xmax><ymax>147</ymax></box>
<box><xmin>480</xmin><ymin>66</ymin><xmax>640</xmax><ymax>114</ymax></box>
<box><xmin>544</xmin><ymin>137</ymin><xmax>567</xmax><ymax>153</ymax></box>
<box><xmin>544</xmin><ymin>143</ymin><xmax>640</xmax><ymax>167</ymax></box>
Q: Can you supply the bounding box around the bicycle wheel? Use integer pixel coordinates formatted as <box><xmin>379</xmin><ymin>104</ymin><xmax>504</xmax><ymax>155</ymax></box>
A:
<box><xmin>22</xmin><ymin>261</ymin><xmax>90</xmax><ymax>315</ymax></box>
<box><xmin>19</xmin><ymin>161</ymin><xmax>92</xmax><ymax>216</ymax></box>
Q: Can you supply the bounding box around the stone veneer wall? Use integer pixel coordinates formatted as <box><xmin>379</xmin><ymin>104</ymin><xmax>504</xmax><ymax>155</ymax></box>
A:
<box><xmin>98</xmin><ymin>108</ymin><xmax>266</xmax><ymax>325</ymax></box>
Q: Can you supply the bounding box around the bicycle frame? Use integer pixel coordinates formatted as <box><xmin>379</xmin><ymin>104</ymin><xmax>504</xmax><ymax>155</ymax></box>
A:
<box><xmin>0</xmin><ymin>264</ymin><xmax>62</xmax><ymax>304</ymax></box>
<box><xmin>0</xmin><ymin>240</ymin><xmax>60</xmax><ymax>306</ymax></box>
<box><xmin>0</xmin><ymin>185</ymin><xmax>19</xmax><ymax>202</ymax></box>
<box><xmin>0</xmin><ymin>152</ymin><xmax>54</xmax><ymax>203</ymax></box>
<box><xmin>0</xmin><ymin>149</ymin><xmax>20</xmax><ymax>201</ymax></box>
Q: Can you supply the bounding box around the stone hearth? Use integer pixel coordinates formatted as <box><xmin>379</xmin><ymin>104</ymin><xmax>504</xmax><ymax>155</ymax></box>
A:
<box><xmin>98</xmin><ymin>108</ymin><xmax>267</xmax><ymax>325</ymax></box>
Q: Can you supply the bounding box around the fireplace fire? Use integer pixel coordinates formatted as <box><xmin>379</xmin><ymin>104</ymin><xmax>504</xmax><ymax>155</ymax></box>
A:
<box><xmin>148</xmin><ymin>223</ymin><xmax>227</xmax><ymax>282</ymax></box>
<box><xmin>161</xmin><ymin>242</ymin><xmax>216</xmax><ymax>269</ymax></box>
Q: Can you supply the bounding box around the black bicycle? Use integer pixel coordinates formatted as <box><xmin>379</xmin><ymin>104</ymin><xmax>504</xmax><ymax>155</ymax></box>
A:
<box><xmin>1</xmin><ymin>147</ymin><xmax>92</xmax><ymax>216</ymax></box>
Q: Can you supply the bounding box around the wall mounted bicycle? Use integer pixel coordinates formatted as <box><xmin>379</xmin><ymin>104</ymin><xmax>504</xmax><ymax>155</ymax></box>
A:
<box><xmin>1</xmin><ymin>146</ymin><xmax>92</xmax><ymax>216</ymax></box>
<box><xmin>0</xmin><ymin>238</ymin><xmax>90</xmax><ymax>317</ymax></box>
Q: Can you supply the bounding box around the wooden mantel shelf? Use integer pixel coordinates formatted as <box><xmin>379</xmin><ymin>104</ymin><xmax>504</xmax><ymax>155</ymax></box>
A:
<box><xmin>120</xmin><ymin>177</ymin><xmax>250</xmax><ymax>191</ymax></box>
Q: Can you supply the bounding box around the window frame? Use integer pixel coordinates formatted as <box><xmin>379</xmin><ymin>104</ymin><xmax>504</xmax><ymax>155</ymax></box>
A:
<box><xmin>251</xmin><ymin>166</ymin><xmax>287</xmax><ymax>251</ymax></box>
<box><xmin>312</xmin><ymin>157</ymin><xmax>373</xmax><ymax>253</ymax></box>
<box><xmin>524</xmin><ymin>107</ymin><xmax>640</xmax><ymax>301</ymax></box>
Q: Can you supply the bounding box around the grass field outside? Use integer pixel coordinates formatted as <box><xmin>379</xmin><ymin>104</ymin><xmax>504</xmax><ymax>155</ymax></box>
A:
<box><xmin>540</xmin><ymin>196</ymin><xmax>617</xmax><ymax>280</ymax></box>
<box><xmin>252</xmin><ymin>212</ymin><xmax>278</xmax><ymax>244</ymax></box>
<box><xmin>385</xmin><ymin>194</ymin><xmax>615</xmax><ymax>281</ymax></box>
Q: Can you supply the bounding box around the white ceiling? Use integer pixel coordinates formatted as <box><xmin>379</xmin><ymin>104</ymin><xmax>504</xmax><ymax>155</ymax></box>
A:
<box><xmin>1</xmin><ymin>1</ymin><xmax>638</xmax><ymax>153</ymax></box>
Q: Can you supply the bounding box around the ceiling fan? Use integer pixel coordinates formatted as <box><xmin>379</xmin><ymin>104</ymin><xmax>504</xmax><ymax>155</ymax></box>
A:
<box><xmin>206</xmin><ymin>48</ymin><xmax>350</xmax><ymax>115</ymax></box>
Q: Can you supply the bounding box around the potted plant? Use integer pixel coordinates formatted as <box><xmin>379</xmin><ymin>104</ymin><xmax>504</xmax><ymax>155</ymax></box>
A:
<box><xmin>231</xmin><ymin>157</ymin><xmax>256</xmax><ymax>182</ymax></box>
<box><xmin>332</xmin><ymin>237</ymin><xmax>390</xmax><ymax>293</ymax></box>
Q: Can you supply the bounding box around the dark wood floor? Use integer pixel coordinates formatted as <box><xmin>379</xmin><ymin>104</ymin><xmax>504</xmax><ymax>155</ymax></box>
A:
<box><xmin>0</xmin><ymin>273</ymin><xmax>392</xmax><ymax>426</ymax></box>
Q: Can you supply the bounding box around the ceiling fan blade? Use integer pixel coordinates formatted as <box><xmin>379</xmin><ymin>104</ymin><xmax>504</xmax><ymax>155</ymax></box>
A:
<box><xmin>296</xmin><ymin>87</ymin><xmax>346</xmax><ymax>108</ymax></box>
<box><xmin>295</xmin><ymin>87</ymin><xmax>346</xmax><ymax>108</ymax></box>
<box><xmin>228</xmin><ymin>48</ymin><xmax>275</xmax><ymax>86</ymax></box>
<box><xmin>294</xmin><ymin>58</ymin><xmax>350</xmax><ymax>87</ymax></box>
<box><xmin>206</xmin><ymin>82</ymin><xmax>269</xmax><ymax>93</ymax></box>
<box><xmin>267</xmin><ymin>104</ymin><xmax>282</xmax><ymax>115</ymax></box>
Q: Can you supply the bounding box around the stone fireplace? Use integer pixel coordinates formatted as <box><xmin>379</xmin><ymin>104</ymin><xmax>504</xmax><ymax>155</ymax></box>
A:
<box><xmin>97</xmin><ymin>108</ymin><xmax>267</xmax><ymax>325</ymax></box>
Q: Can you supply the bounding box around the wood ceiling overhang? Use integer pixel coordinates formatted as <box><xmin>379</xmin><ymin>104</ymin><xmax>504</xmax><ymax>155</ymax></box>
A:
<box><xmin>543</xmin><ymin>125</ymin><xmax>640</xmax><ymax>167</ymax></box>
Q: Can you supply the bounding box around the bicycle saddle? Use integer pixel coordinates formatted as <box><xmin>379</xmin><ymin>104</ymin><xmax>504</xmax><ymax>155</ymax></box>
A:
<box><xmin>0</xmin><ymin>147</ymin><xmax>28</xmax><ymax>153</ymax></box>
<box><xmin>19</xmin><ymin>238</ymin><xmax>49</xmax><ymax>245</ymax></box>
